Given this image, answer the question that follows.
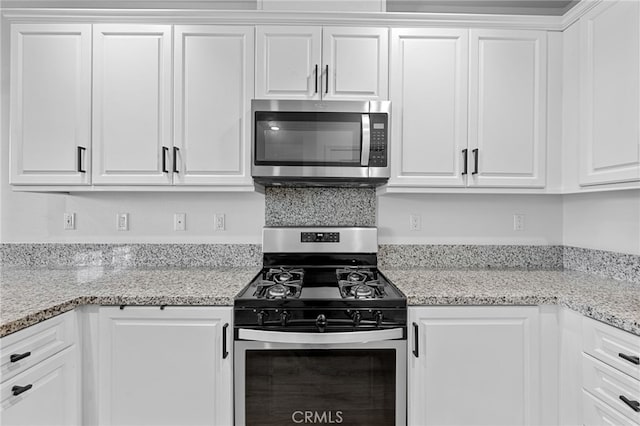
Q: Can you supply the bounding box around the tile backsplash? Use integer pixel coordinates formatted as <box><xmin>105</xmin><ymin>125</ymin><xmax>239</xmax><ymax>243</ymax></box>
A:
<box><xmin>264</xmin><ymin>187</ymin><xmax>376</xmax><ymax>227</ymax></box>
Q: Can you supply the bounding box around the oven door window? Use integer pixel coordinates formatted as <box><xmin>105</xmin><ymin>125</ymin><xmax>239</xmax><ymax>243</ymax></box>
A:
<box><xmin>244</xmin><ymin>349</ymin><xmax>396</xmax><ymax>426</ymax></box>
<box><xmin>254</xmin><ymin>112</ymin><xmax>364</xmax><ymax>166</ymax></box>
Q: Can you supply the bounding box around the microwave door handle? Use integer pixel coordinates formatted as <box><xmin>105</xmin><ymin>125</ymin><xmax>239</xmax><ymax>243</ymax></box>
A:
<box><xmin>237</xmin><ymin>328</ymin><xmax>403</xmax><ymax>344</ymax></box>
<box><xmin>361</xmin><ymin>114</ymin><xmax>371</xmax><ymax>166</ymax></box>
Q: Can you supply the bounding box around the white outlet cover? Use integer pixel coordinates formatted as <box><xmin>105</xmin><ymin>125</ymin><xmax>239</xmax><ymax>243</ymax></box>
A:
<box><xmin>214</xmin><ymin>213</ymin><xmax>225</xmax><ymax>231</ymax></box>
<box><xmin>63</xmin><ymin>213</ymin><xmax>75</xmax><ymax>230</ymax></box>
<box><xmin>117</xmin><ymin>213</ymin><xmax>129</xmax><ymax>231</ymax></box>
<box><xmin>174</xmin><ymin>213</ymin><xmax>186</xmax><ymax>231</ymax></box>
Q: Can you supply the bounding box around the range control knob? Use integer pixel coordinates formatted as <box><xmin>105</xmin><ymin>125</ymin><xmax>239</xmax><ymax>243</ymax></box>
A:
<box><xmin>316</xmin><ymin>314</ymin><xmax>327</xmax><ymax>333</ymax></box>
<box><xmin>351</xmin><ymin>311</ymin><xmax>362</xmax><ymax>327</ymax></box>
<box><xmin>257</xmin><ymin>310</ymin><xmax>267</xmax><ymax>326</ymax></box>
<box><xmin>374</xmin><ymin>311</ymin><xmax>384</xmax><ymax>328</ymax></box>
<box><xmin>280</xmin><ymin>311</ymin><xmax>290</xmax><ymax>326</ymax></box>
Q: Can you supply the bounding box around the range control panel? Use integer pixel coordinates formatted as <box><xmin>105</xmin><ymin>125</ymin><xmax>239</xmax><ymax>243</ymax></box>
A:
<box><xmin>300</xmin><ymin>232</ymin><xmax>340</xmax><ymax>243</ymax></box>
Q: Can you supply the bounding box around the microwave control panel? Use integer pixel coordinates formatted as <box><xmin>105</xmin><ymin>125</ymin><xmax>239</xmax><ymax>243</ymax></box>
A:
<box><xmin>369</xmin><ymin>114</ymin><xmax>388</xmax><ymax>167</ymax></box>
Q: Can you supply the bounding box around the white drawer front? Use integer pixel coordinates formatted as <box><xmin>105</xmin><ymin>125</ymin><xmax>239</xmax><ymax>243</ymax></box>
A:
<box><xmin>583</xmin><ymin>390</ymin><xmax>640</xmax><ymax>426</ymax></box>
<box><xmin>583</xmin><ymin>353</ymin><xmax>640</xmax><ymax>422</ymax></box>
<box><xmin>583</xmin><ymin>317</ymin><xmax>640</xmax><ymax>380</ymax></box>
<box><xmin>0</xmin><ymin>346</ymin><xmax>79</xmax><ymax>426</ymax></box>
<box><xmin>0</xmin><ymin>312</ymin><xmax>77</xmax><ymax>383</ymax></box>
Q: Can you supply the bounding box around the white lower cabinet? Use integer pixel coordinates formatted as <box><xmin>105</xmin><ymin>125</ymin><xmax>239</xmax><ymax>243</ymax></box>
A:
<box><xmin>580</xmin><ymin>317</ymin><xmax>640</xmax><ymax>425</ymax></box>
<box><xmin>97</xmin><ymin>306</ymin><xmax>232</xmax><ymax>426</ymax></box>
<box><xmin>1</xmin><ymin>347</ymin><xmax>79</xmax><ymax>426</ymax></box>
<box><xmin>408</xmin><ymin>306</ymin><xmax>541</xmax><ymax>426</ymax></box>
<box><xmin>0</xmin><ymin>311</ymin><xmax>79</xmax><ymax>426</ymax></box>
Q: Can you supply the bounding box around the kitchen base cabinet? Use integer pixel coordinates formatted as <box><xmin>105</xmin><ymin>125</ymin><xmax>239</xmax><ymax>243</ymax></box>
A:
<box><xmin>580</xmin><ymin>316</ymin><xmax>640</xmax><ymax>425</ymax></box>
<box><xmin>0</xmin><ymin>347</ymin><xmax>79</xmax><ymax>426</ymax></box>
<box><xmin>408</xmin><ymin>306</ymin><xmax>541</xmax><ymax>426</ymax></box>
<box><xmin>0</xmin><ymin>311</ymin><xmax>80</xmax><ymax>426</ymax></box>
<box><xmin>97</xmin><ymin>306</ymin><xmax>232</xmax><ymax>426</ymax></box>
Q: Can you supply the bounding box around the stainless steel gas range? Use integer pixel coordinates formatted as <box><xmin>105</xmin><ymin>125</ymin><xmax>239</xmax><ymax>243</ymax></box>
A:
<box><xmin>234</xmin><ymin>227</ymin><xmax>407</xmax><ymax>426</ymax></box>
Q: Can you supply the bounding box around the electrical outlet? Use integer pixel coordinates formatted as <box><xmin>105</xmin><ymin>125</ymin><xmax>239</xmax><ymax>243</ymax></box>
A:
<box><xmin>174</xmin><ymin>213</ymin><xmax>186</xmax><ymax>231</ymax></box>
<box><xmin>214</xmin><ymin>213</ymin><xmax>225</xmax><ymax>231</ymax></box>
<box><xmin>117</xmin><ymin>213</ymin><xmax>129</xmax><ymax>231</ymax></box>
<box><xmin>63</xmin><ymin>213</ymin><xmax>75</xmax><ymax>230</ymax></box>
<box><xmin>513</xmin><ymin>214</ymin><xmax>525</xmax><ymax>231</ymax></box>
<box><xmin>409</xmin><ymin>214</ymin><xmax>421</xmax><ymax>231</ymax></box>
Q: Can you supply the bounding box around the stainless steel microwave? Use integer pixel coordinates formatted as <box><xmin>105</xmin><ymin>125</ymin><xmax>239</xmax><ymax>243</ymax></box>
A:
<box><xmin>251</xmin><ymin>100</ymin><xmax>391</xmax><ymax>186</ymax></box>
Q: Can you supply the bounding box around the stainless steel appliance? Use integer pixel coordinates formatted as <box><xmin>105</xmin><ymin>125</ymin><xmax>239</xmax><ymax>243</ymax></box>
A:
<box><xmin>234</xmin><ymin>227</ymin><xmax>406</xmax><ymax>426</ymax></box>
<box><xmin>251</xmin><ymin>100</ymin><xmax>391</xmax><ymax>186</ymax></box>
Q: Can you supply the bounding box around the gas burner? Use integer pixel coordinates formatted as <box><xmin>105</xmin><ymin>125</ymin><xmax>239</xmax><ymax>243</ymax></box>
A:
<box><xmin>338</xmin><ymin>280</ymin><xmax>386</xmax><ymax>299</ymax></box>
<box><xmin>353</xmin><ymin>284</ymin><xmax>374</xmax><ymax>298</ymax></box>
<box><xmin>254</xmin><ymin>280</ymin><xmax>302</xmax><ymax>299</ymax></box>
<box><xmin>336</xmin><ymin>268</ymin><xmax>375</xmax><ymax>283</ymax></box>
<box><xmin>265</xmin><ymin>268</ymin><xmax>304</xmax><ymax>284</ymax></box>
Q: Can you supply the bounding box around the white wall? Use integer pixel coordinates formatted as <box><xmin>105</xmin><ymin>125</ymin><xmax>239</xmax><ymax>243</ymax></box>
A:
<box><xmin>378</xmin><ymin>194</ymin><xmax>563</xmax><ymax>245</ymax></box>
<box><xmin>1</xmin><ymin>190</ymin><xmax>265</xmax><ymax>243</ymax></box>
<box><xmin>562</xmin><ymin>190</ymin><xmax>640</xmax><ymax>255</ymax></box>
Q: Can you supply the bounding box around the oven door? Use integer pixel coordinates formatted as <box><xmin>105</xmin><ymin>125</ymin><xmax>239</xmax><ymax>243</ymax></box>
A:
<box><xmin>234</xmin><ymin>329</ymin><xmax>406</xmax><ymax>426</ymax></box>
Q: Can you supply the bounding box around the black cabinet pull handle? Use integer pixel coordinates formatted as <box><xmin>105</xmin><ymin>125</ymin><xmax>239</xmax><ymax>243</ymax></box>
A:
<box><xmin>325</xmin><ymin>64</ymin><xmax>329</xmax><ymax>94</ymax></box>
<box><xmin>472</xmin><ymin>148</ymin><xmax>479</xmax><ymax>175</ymax></box>
<box><xmin>462</xmin><ymin>149</ymin><xmax>468</xmax><ymax>175</ymax></box>
<box><xmin>77</xmin><ymin>146</ymin><xmax>86</xmax><ymax>173</ymax></box>
<box><xmin>162</xmin><ymin>147</ymin><xmax>169</xmax><ymax>173</ymax></box>
<box><xmin>620</xmin><ymin>395</ymin><xmax>640</xmax><ymax>412</ymax></box>
<box><xmin>314</xmin><ymin>64</ymin><xmax>318</xmax><ymax>94</ymax></box>
<box><xmin>12</xmin><ymin>384</ymin><xmax>32</xmax><ymax>396</ymax></box>
<box><xmin>412</xmin><ymin>322</ymin><xmax>419</xmax><ymax>358</ymax></box>
<box><xmin>222</xmin><ymin>323</ymin><xmax>229</xmax><ymax>359</ymax></box>
<box><xmin>172</xmin><ymin>147</ymin><xmax>179</xmax><ymax>173</ymax></box>
<box><xmin>10</xmin><ymin>352</ymin><xmax>31</xmax><ymax>363</ymax></box>
<box><xmin>619</xmin><ymin>352</ymin><xmax>640</xmax><ymax>365</ymax></box>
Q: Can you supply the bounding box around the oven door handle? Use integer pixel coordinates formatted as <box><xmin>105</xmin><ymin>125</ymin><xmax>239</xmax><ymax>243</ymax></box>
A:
<box><xmin>237</xmin><ymin>328</ymin><xmax>404</xmax><ymax>344</ymax></box>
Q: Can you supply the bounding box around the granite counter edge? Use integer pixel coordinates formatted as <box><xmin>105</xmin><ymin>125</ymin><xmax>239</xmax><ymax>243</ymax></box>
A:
<box><xmin>3</xmin><ymin>296</ymin><xmax>639</xmax><ymax>338</ymax></box>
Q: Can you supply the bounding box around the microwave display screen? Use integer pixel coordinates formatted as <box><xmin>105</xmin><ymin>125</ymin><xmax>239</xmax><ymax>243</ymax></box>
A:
<box><xmin>255</xmin><ymin>112</ymin><xmax>363</xmax><ymax>166</ymax></box>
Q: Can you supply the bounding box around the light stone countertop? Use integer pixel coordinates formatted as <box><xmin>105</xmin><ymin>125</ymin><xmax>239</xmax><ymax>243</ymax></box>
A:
<box><xmin>385</xmin><ymin>269</ymin><xmax>640</xmax><ymax>336</ymax></box>
<box><xmin>1</xmin><ymin>267</ymin><xmax>639</xmax><ymax>338</ymax></box>
<box><xmin>0</xmin><ymin>267</ymin><xmax>259</xmax><ymax>337</ymax></box>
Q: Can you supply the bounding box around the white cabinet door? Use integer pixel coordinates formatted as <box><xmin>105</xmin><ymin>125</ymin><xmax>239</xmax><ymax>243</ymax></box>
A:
<box><xmin>389</xmin><ymin>28</ymin><xmax>468</xmax><ymax>187</ymax></box>
<box><xmin>10</xmin><ymin>24</ymin><xmax>91</xmax><ymax>185</ymax></box>
<box><xmin>255</xmin><ymin>26</ymin><xmax>388</xmax><ymax>101</ymax></box>
<box><xmin>92</xmin><ymin>25</ymin><xmax>172</xmax><ymax>185</ymax></box>
<box><xmin>255</xmin><ymin>26</ymin><xmax>322</xmax><ymax>100</ymax></box>
<box><xmin>469</xmin><ymin>30</ymin><xmax>547</xmax><ymax>188</ymax></box>
<box><xmin>174</xmin><ymin>26</ymin><xmax>254</xmax><ymax>186</ymax></box>
<box><xmin>98</xmin><ymin>306</ymin><xmax>233</xmax><ymax>426</ymax></box>
<box><xmin>323</xmin><ymin>27</ymin><xmax>389</xmax><ymax>100</ymax></box>
<box><xmin>579</xmin><ymin>0</ymin><xmax>640</xmax><ymax>186</ymax></box>
<box><xmin>0</xmin><ymin>347</ymin><xmax>79</xmax><ymax>426</ymax></box>
<box><xmin>408</xmin><ymin>306</ymin><xmax>541</xmax><ymax>426</ymax></box>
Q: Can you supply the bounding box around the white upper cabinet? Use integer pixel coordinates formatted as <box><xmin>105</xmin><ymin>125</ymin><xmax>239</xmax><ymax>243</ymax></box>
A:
<box><xmin>389</xmin><ymin>28</ymin><xmax>469</xmax><ymax>188</ymax></box>
<box><xmin>255</xmin><ymin>26</ymin><xmax>388</xmax><ymax>100</ymax></box>
<box><xmin>173</xmin><ymin>26</ymin><xmax>254</xmax><ymax>186</ymax></box>
<box><xmin>322</xmin><ymin>27</ymin><xmax>389</xmax><ymax>100</ymax></box>
<box><xmin>469</xmin><ymin>29</ymin><xmax>547</xmax><ymax>188</ymax></box>
<box><xmin>388</xmin><ymin>28</ymin><xmax>547</xmax><ymax>190</ymax></box>
<box><xmin>10</xmin><ymin>24</ymin><xmax>92</xmax><ymax>185</ymax></box>
<box><xmin>579</xmin><ymin>0</ymin><xmax>640</xmax><ymax>186</ymax></box>
<box><xmin>92</xmin><ymin>24</ymin><xmax>172</xmax><ymax>185</ymax></box>
<box><xmin>255</xmin><ymin>26</ymin><xmax>322</xmax><ymax>99</ymax></box>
